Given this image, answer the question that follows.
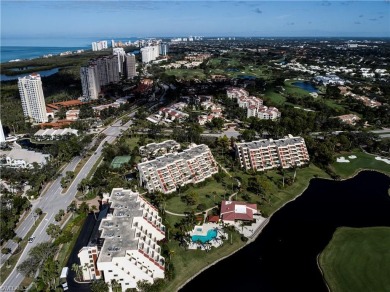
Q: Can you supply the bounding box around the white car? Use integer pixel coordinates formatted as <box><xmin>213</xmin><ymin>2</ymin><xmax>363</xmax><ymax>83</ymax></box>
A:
<box><xmin>28</xmin><ymin>236</ymin><xmax>35</xmax><ymax>243</ymax></box>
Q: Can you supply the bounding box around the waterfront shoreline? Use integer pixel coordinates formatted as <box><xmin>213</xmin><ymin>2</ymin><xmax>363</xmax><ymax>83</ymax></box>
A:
<box><xmin>178</xmin><ymin>168</ymin><xmax>390</xmax><ymax>291</ymax></box>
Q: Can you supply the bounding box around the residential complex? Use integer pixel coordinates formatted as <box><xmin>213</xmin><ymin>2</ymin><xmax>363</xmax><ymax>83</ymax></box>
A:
<box><xmin>78</xmin><ymin>188</ymin><xmax>166</xmax><ymax>291</ymax></box>
<box><xmin>80</xmin><ymin>56</ymin><xmax>120</xmax><ymax>100</ymax></box>
<box><xmin>92</xmin><ymin>40</ymin><xmax>108</xmax><ymax>51</ymax></box>
<box><xmin>1</xmin><ymin>148</ymin><xmax>50</xmax><ymax>169</ymax></box>
<box><xmin>141</xmin><ymin>46</ymin><xmax>160</xmax><ymax>63</ymax></box>
<box><xmin>138</xmin><ymin>144</ymin><xmax>219</xmax><ymax>194</ymax></box>
<box><xmin>139</xmin><ymin>140</ymin><xmax>181</xmax><ymax>158</ymax></box>
<box><xmin>80</xmin><ymin>65</ymin><xmax>100</xmax><ymax>100</ymax></box>
<box><xmin>337</xmin><ymin>114</ymin><xmax>361</xmax><ymax>125</ymax></box>
<box><xmin>125</xmin><ymin>53</ymin><xmax>137</xmax><ymax>79</ymax></box>
<box><xmin>159</xmin><ymin>43</ymin><xmax>169</xmax><ymax>56</ymax></box>
<box><xmin>18</xmin><ymin>74</ymin><xmax>48</xmax><ymax>123</ymax></box>
<box><xmin>235</xmin><ymin>135</ymin><xmax>310</xmax><ymax>171</ymax></box>
<box><xmin>227</xmin><ymin>87</ymin><xmax>281</xmax><ymax>120</ymax></box>
<box><xmin>34</xmin><ymin>128</ymin><xmax>78</xmax><ymax>141</ymax></box>
<box><xmin>113</xmin><ymin>48</ymin><xmax>126</xmax><ymax>74</ymax></box>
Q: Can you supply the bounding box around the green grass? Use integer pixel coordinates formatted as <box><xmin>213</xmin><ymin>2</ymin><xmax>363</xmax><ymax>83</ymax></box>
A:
<box><xmin>0</xmin><ymin>213</ymin><xmax>45</xmax><ymax>283</ymax></box>
<box><xmin>162</xmin><ymin>226</ymin><xmax>245</xmax><ymax>292</ymax></box>
<box><xmin>164</xmin><ymin>176</ymin><xmax>235</xmax><ymax>214</ymax></box>
<box><xmin>319</xmin><ymin>227</ymin><xmax>390</xmax><ymax>292</ymax></box>
<box><xmin>264</xmin><ymin>88</ymin><xmax>286</xmax><ymax>105</ymax></box>
<box><xmin>231</xmin><ymin>163</ymin><xmax>329</xmax><ymax>217</ymax></box>
<box><xmin>331</xmin><ymin>151</ymin><xmax>390</xmax><ymax>178</ymax></box>
<box><xmin>164</xmin><ymin>68</ymin><xmax>206</xmax><ymax>80</ymax></box>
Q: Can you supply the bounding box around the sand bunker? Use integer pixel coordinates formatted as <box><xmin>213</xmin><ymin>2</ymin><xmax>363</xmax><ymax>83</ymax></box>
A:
<box><xmin>337</xmin><ymin>157</ymin><xmax>350</xmax><ymax>163</ymax></box>
<box><xmin>348</xmin><ymin>155</ymin><xmax>357</xmax><ymax>159</ymax></box>
<box><xmin>375</xmin><ymin>157</ymin><xmax>390</xmax><ymax>165</ymax></box>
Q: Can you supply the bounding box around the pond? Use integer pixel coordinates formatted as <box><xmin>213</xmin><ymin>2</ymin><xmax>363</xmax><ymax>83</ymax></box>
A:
<box><xmin>0</xmin><ymin>68</ymin><xmax>60</xmax><ymax>81</ymax></box>
<box><xmin>292</xmin><ymin>81</ymin><xmax>318</xmax><ymax>93</ymax></box>
<box><xmin>181</xmin><ymin>171</ymin><xmax>390</xmax><ymax>291</ymax></box>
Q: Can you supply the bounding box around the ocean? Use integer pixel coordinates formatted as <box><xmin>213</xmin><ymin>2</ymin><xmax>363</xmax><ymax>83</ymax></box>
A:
<box><xmin>1</xmin><ymin>36</ymin><xmax>141</xmax><ymax>63</ymax></box>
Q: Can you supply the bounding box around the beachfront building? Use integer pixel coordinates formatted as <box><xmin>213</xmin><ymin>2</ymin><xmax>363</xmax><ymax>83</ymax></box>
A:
<box><xmin>78</xmin><ymin>188</ymin><xmax>165</xmax><ymax>290</ymax></box>
<box><xmin>125</xmin><ymin>54</ymin><xmax>137</xmax><ymax>79</ymax></box>
<box><xmin>220</xmin><ymin>201</ymin><xmax>258</xmax><ymax>223</ymax></box>
<box><xmin>139</xmin><ymin>140</ymin><xmax>181</xmax><ymax>158</ymax></box>
<box><xmin>138</xmin><ymin>144</ymin><xmax>218</xmax><ymax>194</ymax></box>
<box><xmin>34</xmin><ymin>128</ymin><xmax>78</xmax><ymax>141</ymax></box>
<box><xmin>18</xmin><ymin>73</ymin><xmax>48</xmax><ymax>123</ymax></box>
<box><xmin>235</xmin><ymin>135</ymin><xmax>310</xmax><ymax>171</ymax></box>
<box><xmin>92</xmin><ymin>40</ymin><xmax>108</xmax><ymax>51</ymax></box>
<box><xmin>2</xmin><ymin>148</ymin><xmax>50</xmax><ymax>169</ymax></box>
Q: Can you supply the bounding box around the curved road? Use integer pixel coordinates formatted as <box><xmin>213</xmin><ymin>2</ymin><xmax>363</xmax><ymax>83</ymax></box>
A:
<box><xmin>0</xmin><ymin>115</ymin><xmax>135</xmax><ymax>290</ymax></box>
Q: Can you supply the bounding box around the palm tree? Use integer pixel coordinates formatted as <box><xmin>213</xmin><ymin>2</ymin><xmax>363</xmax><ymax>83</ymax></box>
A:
<box><xmin>71</xmin><ymin>263</ymin><xmax>82</xmax><ymax>281</ymax></box>
<box><xmin>111</xmin><ymin>279</ymin><xmax>121</xmax><ymax>292</ymax></box>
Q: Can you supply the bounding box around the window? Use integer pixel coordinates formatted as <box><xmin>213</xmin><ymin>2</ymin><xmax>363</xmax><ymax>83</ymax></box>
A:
<box><xmin>89</xmin><ymin>255</ymin><xmax>93</xmax><ymax>258</ymax></box>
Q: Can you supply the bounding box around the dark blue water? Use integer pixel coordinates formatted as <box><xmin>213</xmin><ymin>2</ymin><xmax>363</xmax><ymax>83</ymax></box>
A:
<box><xmin>292</xmin><ymin>81</ymin><xmax>318</xmax><ymax>93</ymax></box>
<box><xmin>0</xmin><ymin>68</ymin><xmax>60</xmax><ymax>81</ymax></box>
<box><xmin>237</xmin><ymin>75</ymin><xmax>256</xmax><ymax>80</ymax></box>
<box><xmin>0</xmin><ymin>46</ymin><xmax>89</xmax><ymax>63</ymax></box>
<box><xmin>181</xmin><ymin>171</ymin><xmax>390</xmax><ymax>292</ymax></box>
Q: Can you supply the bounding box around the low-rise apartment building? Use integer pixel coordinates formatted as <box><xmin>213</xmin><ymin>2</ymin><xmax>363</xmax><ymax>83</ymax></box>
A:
<box><xmin>34</xmin><ymin>128</ymin><xmax>78</xmax><ymax>141</ymax></box>
<box><xmin>235</xmin><ymin>135</ymin><xmax>310</xmax><ymax>171</ymax></box>
<box><xmin>139</xmin><ymin>140</ymin><xmax>181</xmax><ymax>158</ymax></box>
<box><xmin>1</xmin><ymin>148</ymin><xmax>50</xmax><ymax>169</ymax></box>
<box><xmin>138</xmin><ymin>144</ymin><xmax>218</xmax><ymax>194</ymax></box>
<box><xmin>227</xmin><ymin>87</ymin><xmax>281</xmax><ymax>120</ymax></box>
<box><xmin>78</xmin><ymin>188</ymin><xmax>165</xmax><ymax>291</ymax></box>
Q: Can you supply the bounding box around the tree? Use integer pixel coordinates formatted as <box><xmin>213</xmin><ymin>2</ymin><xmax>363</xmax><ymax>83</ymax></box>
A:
<box><xmin>79</xmin><ymin>104</ymin><xmax>94</xmax><ymax>119</ymax></box>
<box><xmin>1</xmin><ymin>247</ymin><xmax>11</xmax><ymax>255</ymax></box>
<box><xmin>35</xmin><ymin>208</ymin><xmax>42</xmax><ymax>216</ymax></box>
<box><xmin>14</xmin><ymin>236</ymin><xmax>22</xmax><ymax>251</ymax></box>
<box><xmin>90</xmin><ymin>279</ymin><xmax>109</xmax><ymax>292</ymax></box>
<box><xmin>72</xmin><ymin>263</ymin><xmax>83</xmax><ymax>281</ymax></box>
<box><xmin>46</xmin><ymin>223</ymin><xmax>62</xmax><ymax>239</ymax></box>
<box><xmin>111</xmin><ymin>279</ymin><xmax>122</xmax><ymax>292</ymax></box>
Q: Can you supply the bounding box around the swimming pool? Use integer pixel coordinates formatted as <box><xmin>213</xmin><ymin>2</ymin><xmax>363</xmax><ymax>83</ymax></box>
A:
<box><xmin>192</xmin><ymin>229</ymin><xmax>218</xmax><ymax>243</ymax></box>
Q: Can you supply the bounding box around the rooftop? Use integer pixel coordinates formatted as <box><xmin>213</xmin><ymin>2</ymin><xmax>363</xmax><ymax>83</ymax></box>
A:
<box><xmin>236</xmin><ymin>135</ymin><xmax>305</xmax><ymax>149</ymax></box>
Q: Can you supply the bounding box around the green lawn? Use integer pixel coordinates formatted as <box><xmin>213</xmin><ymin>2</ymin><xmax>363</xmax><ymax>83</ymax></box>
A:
<box><xmin>164</xmin><ymin>176</ymin><xmax>235</xmax><ymax>214</ymax></box>
<box><xmin>264</xmin><ymin>88</ymin><xmax>286</xmax><ymax>105</ymax></box>
<box><xmin>319</xmin><ymin>227</ymin><xmax>390</xmax><ymax>292</ymax></box>
<box><xmin>162</xmin><ymin>228</ymin><xmax>245</xmax><ymax>292</ymax></box>
<box><xmin>164</xmin><ymin>68</ymin><xmax>206</xmax><ymax>80</ymax></box>
<box><xmin>331</xmin><ymin>152</ymin><xmax>390</xmax><ymax>178</ymax></box>
<box><xmin>231</xmin><ymin>163</ymin><xmax>329</xmax><ymax>217</ymax></box>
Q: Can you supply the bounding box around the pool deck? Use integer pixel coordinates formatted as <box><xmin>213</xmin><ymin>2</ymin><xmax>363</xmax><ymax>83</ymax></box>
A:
<box><xmin>188</xmin><ymin>223</ymin><xmax>227</xmax><ymax>250</ymax></box>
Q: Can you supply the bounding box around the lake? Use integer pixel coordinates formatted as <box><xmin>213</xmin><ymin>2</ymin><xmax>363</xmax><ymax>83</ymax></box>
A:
<box><xmin>0</xmin><ymin>68</ymin><xmax>60</xmax><ymax>81</ymax></box>
<box><xmin>292</xmin><ymin>81</ymin><xmax>318</xmax><ymax>93</ymax></box>
<box><xmin>181</xmin><ymin>171</ymin><xmax>390</xmax><ymax>291</ymax></box>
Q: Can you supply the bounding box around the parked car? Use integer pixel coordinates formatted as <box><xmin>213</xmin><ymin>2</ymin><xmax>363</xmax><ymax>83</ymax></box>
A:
<box><xmin>28</xmin><ymin>236</ymin><xmax>35</xmax><ymax>243</ymax></box>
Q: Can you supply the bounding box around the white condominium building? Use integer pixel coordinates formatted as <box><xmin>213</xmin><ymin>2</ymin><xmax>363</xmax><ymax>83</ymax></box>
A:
<box><xmin>0</xmin><ymin>120</ymin><xmax>5</xmax><ymax>143</ymax></box>
<box><xmin>227</xmin><ymin>87</ymin><xmax>281</xmax><ymax>120</ymax></box>
<box><xmin>92</xmin><ymin>40</ymin><xmax>108</xmax><ymax>51</ymax></box>
<box><xmin>18</xmin><ymin>73</ymin><xmax>48</xmax><ymax>123</ymax></box>
<box><xmin>113</xmin><ymin>48</ymin><xmax>126</xmax><ymax>74</ymax></box>
<box><xmin>235</xmin><ymin>135</ymin><xmax>310</xmax><ymax>171</ymax></box>
<box><xmin>141</xmin><ymin>46</ymin><xmax>159</xmax><ymax>63</ymax></box>
<box><xmin>226</xmin><ymin>87</ymin><xmax>249</xmax><ymax>99</ymax></box>
<box><xmin>78</xmin><ymin>188</ymin><xmax>166</xmax><ymax>291</ymax></box>
<box><xmin>138</xmin><ymin>144</ymin><xmax>218</xmax><ymax>194</ymax></box>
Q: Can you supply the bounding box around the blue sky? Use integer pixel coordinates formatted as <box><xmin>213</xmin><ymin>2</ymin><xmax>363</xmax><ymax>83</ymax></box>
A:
<box><xmin>1</xmin><ymin>1</ymin><xmax>389</xmax><ymax>44</ymax></box>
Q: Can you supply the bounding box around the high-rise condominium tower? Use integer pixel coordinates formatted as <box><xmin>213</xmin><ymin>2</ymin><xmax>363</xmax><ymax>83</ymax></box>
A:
<box><xmin>18</xmin><ymin>74</ymin><xmax>48</xmax><ymax>123</ymax></box>
<box><xmin>80</xmin><ymin>65</ymin><xmax>100</xmax><ymax>100</ymax></box>
<box><xmin>125</xmin><ymin>53</ymin><xmax>136</xmax><ymax>79</ymax></box>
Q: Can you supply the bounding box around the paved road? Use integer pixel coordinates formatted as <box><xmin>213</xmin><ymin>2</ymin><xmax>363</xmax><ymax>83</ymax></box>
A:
<box><xmin>0</xmin><ymin>113</ymin><xmax>136</xmax><ymax>290</ymax></box>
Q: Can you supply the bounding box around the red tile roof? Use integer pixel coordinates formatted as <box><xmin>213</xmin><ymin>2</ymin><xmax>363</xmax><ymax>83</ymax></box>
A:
<box><xmin>220</xmin><ymin>200</ymin><xmax>257</xmax><ymax>222</ymax></box>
